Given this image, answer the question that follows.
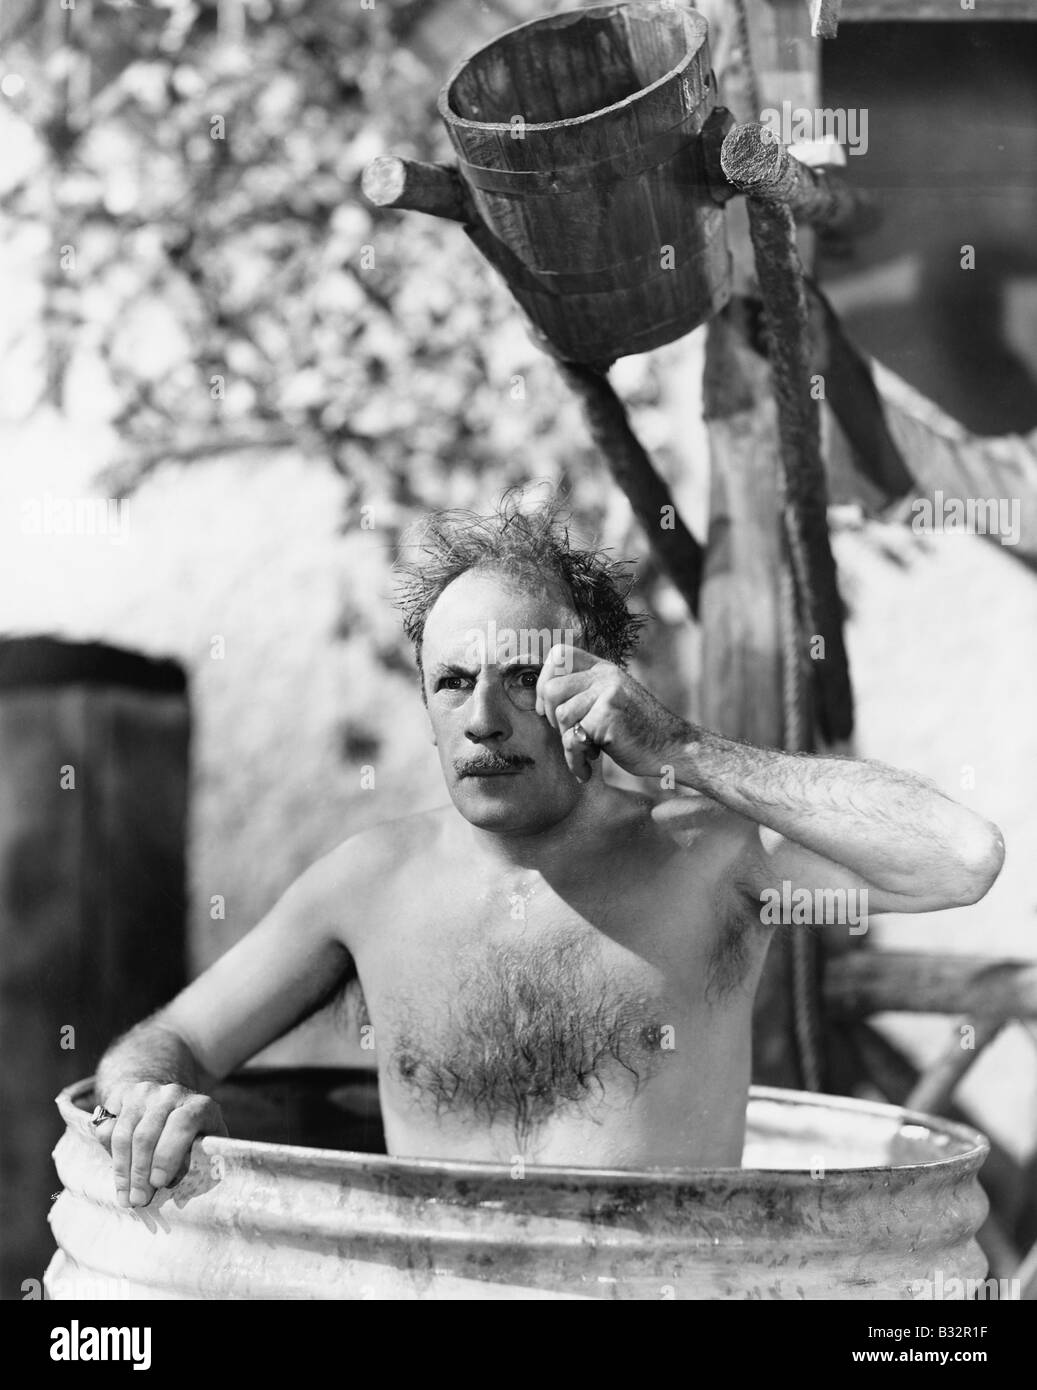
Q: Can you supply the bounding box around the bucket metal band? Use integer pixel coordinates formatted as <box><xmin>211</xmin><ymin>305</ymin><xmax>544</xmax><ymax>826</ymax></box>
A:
<box><xmin>467</xmin><ymin>211</ymin><xmax>728</xmax><ymax>299</ymax></box>
<box><xmin>455</xmin><ymin>108</ymin><xmax>712</xmax><ymax>198</ymax></box>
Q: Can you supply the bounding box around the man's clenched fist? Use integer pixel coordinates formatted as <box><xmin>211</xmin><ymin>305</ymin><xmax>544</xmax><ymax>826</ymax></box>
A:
<box><xmin>90</xmin><ymin>1082</ymin><xmax>227</xmax><ymax>1208</ymax></box>
<box><xmin>535</xmin><ymin>644</ymin><xmax>693</xmax><ymax>782</ymax></box>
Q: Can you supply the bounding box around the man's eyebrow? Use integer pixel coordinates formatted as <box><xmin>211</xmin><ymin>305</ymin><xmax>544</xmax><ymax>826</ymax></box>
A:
<box><xmin>430</xmin><ymin>661</ymin><xmax>475</xmax><ymax>678</ymax></box>
<box><xmin>432</xmin><ymin>657</ymin><xmax>544</xmax><ymax>676</ymax></box>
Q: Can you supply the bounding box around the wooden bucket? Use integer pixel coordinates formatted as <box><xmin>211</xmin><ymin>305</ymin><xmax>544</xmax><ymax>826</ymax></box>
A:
<box><xmin>438</xmin><ymin>3</ymin><xmax>731</xmax><ymax>367</ymax></box>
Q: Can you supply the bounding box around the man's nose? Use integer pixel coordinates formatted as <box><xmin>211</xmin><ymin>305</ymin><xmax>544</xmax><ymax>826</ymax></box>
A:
<box><xmin>464</xmin><ymin>676</ymin><xmax>513</xmax><ymax>743</ymax></box>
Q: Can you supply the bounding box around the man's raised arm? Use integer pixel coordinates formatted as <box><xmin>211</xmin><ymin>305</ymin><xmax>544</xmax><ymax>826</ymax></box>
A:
<box><xmin>666</xmin><ymin>731</ymin><xmax>1004</xmax><ymax>914</ymax></box>
<box><xmin>535</xmin><ymin>642</ymin><xmax>1005</xmax><ymax>915</ymax></box>
<box><xmin>92</xmin><ymin>840</ymin><xmax>358</xmax><ymax>1209</ymax></box>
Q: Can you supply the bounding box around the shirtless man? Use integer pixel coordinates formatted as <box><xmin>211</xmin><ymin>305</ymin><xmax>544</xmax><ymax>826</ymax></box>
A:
<box><xmin>93</xmin><ymin>498</ymin><xmax>1005</xmax><ymax>1206</ymax></box>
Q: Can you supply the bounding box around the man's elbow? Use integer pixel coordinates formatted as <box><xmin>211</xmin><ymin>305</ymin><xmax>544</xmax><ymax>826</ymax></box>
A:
<box><xmin>952</xmin><ymin>820</ymin><xmax>1006</xmax><ymax>906</ymax></box>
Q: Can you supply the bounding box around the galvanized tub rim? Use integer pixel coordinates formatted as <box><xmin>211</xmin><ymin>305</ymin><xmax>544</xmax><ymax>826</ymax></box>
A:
<box><xmin>57</xmin><ymin>1076</ymin><xmax>988</xmax><ymax>1188</ymax></box>
<box><xmin>437</xmin><ymin>2</ymin><xmax>710</xmax><ymax>138</ymax></box>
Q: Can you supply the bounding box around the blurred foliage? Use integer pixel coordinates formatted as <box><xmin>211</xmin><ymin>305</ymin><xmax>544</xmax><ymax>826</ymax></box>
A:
<box><xmin>1</xmin><ymin>0</ymin><xmax>671</xmax><ymax>525</ymax></box>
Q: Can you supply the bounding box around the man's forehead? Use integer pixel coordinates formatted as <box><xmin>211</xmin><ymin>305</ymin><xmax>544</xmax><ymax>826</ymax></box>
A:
<box><xmin>423</xmin><ymin>570</ymin><xmax>578</xmax><ymax>650</ymax></box>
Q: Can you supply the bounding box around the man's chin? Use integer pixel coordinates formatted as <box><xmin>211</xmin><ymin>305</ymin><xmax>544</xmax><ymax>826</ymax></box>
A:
<box><xmin>450</xmin><ymin>776</ymin><xmax>541</xmax><ymax>829</ymax></box>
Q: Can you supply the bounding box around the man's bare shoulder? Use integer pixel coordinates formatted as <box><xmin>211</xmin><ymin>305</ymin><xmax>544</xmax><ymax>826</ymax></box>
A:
<box><xmin>311</xmin><ymin>805</ymin><xmax>455</xmax><ymax>893</ymax></box>
<box><xmin>294</xmin><ymin>805</ymin><xmax>455</xmax><ymax>950</ymax></box>
<box><xmin>593</xmin><ymin>784</ymin><xmax>745</xmax><ymax>876</ymax></box>
<box><xmin>646</xmin><ymin>788</ymin><xmax>752</xmax><ymax>862</ymax></box>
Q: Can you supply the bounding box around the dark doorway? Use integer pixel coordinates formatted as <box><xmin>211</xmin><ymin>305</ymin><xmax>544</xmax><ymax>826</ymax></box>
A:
<box><xmin>821</xmin><ymin>22</ymin><xmax>1037</xmax><ymax>436</ymax></box>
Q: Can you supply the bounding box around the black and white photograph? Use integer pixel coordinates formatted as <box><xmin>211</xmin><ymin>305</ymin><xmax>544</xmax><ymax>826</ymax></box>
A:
<box><xmin>1</xmin><ymin>0</ymin><xmax>1036</xmax><ymax>1332</ymax></box>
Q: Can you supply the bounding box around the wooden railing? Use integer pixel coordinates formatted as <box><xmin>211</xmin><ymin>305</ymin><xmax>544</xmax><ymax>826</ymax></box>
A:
<box><xmin>825</xmin><ymin>951</ymin><xmax>1037</xmax><ymax>1299</ymax></box>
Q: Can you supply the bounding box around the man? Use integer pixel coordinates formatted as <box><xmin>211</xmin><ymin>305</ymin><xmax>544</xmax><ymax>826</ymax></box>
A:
<box><xmin>92</xmin><ymin>495</ymin><xmax>1004</xmax><ymax>1206</ymax></box>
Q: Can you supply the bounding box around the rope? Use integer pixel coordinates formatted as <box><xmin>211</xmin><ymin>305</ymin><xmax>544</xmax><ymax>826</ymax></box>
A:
<box><xmin>778</xmin><ymin>542</ymin><xmax>806</xmax><ymax>756</ymax></box>
<box><xmin>731</xmin><ymin>0</ymin><xmax>826</xmax><ymax>1092</ymax></box>
<box><xmin>730</xmin><ymin>0</ymin><xmax>762</xmax><ymax>120</ymax></box>
<box><xmin>779</xmin><ymin>525</ymin><xmax>824</xmax><ymax>1094</ymax></box>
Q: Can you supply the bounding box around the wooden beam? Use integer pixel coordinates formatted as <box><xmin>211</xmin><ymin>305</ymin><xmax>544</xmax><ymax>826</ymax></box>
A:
<box><xmin>362</xmin><ymin>157</ymin><xmax>469</xmax><ymax>223</ymax></box>
<box><xmin>721</xmin><ymin>121</ymin><xmax>879</xmax><ymax>238</ymax></box>
<box><xmin>844</xmin><ymin>0</ymin><xmax>1037</xmax><ymax>19</ymax></box>
<box><xmin>802</xmin><ymin>281</ymin><xmax>914</xmax><ymax>501</ymax></box>
<box><xmin>848</xmin><ymin>1017</ymin><xmax>1027</xmax><ymax>1279</ymax></box>
<box><xmin>827</xmin><ymin>953</ymin><xmax>1037</xmax><ymax>1021</ymax></box>
<box><xmin>557</xmin><ymin>364</ymin><xmax>705</xmax><ymax>619</ymax></box>
<box><xmin>905</xmin><ymin>1018</ymin><xmax>1005</xmax><ymax>1114</ymax></box>
<box><xmin>868</xmin><ymin>357</ymin><xmax>1037</xmax><ymax>573</ymax></box>
<box><xmin>810</xmin><ymin>0</ymin><xmax>843</xmax><ymax>39</ymax></box>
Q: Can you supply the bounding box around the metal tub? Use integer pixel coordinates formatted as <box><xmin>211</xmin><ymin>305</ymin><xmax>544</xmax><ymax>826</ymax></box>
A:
<box><xmin>45</xmin><ymin>1070</ymin><xmax>988</xmax><ymax>1300</ymax></box>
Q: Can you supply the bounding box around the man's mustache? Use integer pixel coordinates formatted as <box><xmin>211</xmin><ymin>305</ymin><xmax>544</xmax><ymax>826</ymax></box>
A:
<box><xmin>454</xmin><ymin>752</ymin><xmax>533</xmax><ymax>777</ymax></box>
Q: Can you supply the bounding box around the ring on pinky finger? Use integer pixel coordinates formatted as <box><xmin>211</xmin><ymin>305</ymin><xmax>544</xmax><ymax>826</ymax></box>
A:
<box><xmin>569</xmin><ymin>723</ymin><xmax>601</xmax><ymax>758</ymax></box>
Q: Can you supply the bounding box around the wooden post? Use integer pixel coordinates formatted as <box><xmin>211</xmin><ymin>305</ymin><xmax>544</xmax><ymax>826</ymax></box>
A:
<box><xmin>701</xmin><ymin>306</ymin><xmax>814</xmax><ymax>1088</ymax></box>
<box><xmin>700</xmin><ymin>309</ymin><xmax>785</xmax><ymax>749</ymax></box>
<box><xmin>0</xmin><ymin>638</ymin><xmax>189</xmax><ymax>1299</ymax></box>
<box><xmin>699</xmin><ymin>0</ymin><xmax>849</xmax><ymax>1091</ymax></box>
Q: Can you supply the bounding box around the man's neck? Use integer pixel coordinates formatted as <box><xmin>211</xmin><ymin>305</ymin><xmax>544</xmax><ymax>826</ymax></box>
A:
<box><xmin>461</xmin><ymin>775</ymin><xmax>630</xmax><ymax>883</ymax></box>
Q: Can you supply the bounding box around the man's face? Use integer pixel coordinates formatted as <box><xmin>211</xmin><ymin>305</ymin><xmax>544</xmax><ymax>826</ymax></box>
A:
<box><xmin>421</xmin><ymin>567</ymin><xmax>588</xmax><ymax>832</ymax></box>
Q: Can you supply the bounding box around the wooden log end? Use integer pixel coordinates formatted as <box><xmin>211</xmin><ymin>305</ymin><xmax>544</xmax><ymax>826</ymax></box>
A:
<box><xmin>361</xmin><ymin>155</ymin><xmax>409</xmax><ymax>209</ymax></box>
<box><xmin>720</xmin><ymin>122</ymin><xmax>787</xmax><ymax>196</ymax></box>
<box><xmin>361</xmin><ymin>157</ymin><xmax>466</xmax><ymax>222</ymax></box>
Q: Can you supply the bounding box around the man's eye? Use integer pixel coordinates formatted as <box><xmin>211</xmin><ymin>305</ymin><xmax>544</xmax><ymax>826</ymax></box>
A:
<box><xmin>439</xmin><ymin>676</ymin><xmax>469</xmax><ymax>691</ymax></box>
<box><xmin>516</xmin><ymin>670</ymin><xmax>539</xmax><ymax>687</ymax></box>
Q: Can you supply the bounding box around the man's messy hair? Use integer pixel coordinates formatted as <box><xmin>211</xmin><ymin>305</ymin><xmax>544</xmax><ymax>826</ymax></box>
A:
<box><xmin>392</xmin><ymin>487</ymin><xmax>648</xmax><ymax>696</ymax></box>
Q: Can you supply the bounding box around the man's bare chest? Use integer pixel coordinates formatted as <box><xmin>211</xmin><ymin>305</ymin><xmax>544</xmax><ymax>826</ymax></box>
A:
<box><xmin>364</xmin><ymin>913</ymin><xmax>674</xmax><ymax>1140</ymax></box>
<box><xmin>350</xmin><ymin>856</ymin><xmax>760</xmax><ymax>1139</ymax></box>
